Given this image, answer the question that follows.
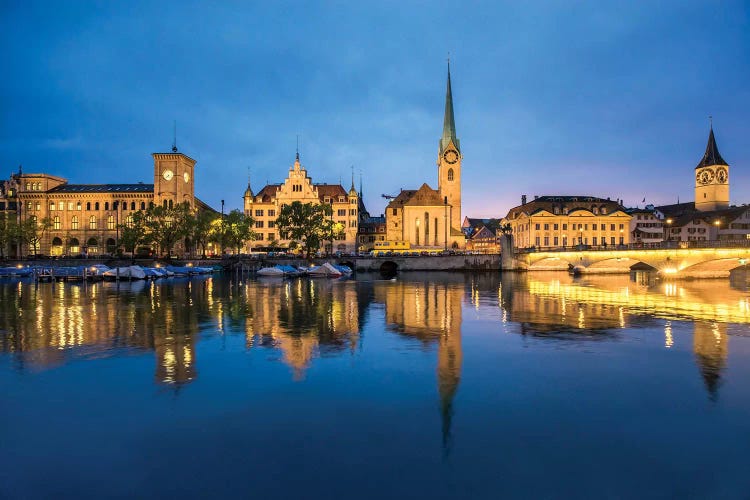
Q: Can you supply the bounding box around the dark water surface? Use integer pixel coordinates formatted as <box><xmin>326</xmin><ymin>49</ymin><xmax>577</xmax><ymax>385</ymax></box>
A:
<box><xmin>1</xmin><ymin>272</ymin><xmax>749</xmax><ymax>499</ymax></box>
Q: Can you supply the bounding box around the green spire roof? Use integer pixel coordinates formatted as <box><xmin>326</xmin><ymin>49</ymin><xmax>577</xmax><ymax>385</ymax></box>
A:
<box><xmin>439</xmin><ymin>62</ymin><xmax>460</xmax><ymax>154</ymax></box>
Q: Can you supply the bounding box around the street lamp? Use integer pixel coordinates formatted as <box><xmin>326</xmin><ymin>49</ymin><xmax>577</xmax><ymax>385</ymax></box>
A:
<box><xmin>416</xmin><ymin>218</ymin><xmax>420</xmax><ymax>247</ymax></box>
<box><xmin>714</xmin><ymin>219</ymin><xmax>721</xmax><ymax>244</ymax></box>
<box><xmin>664</xmin><ymin>218</ymin><xmax>673</xmax><ymax>247</ymax></box>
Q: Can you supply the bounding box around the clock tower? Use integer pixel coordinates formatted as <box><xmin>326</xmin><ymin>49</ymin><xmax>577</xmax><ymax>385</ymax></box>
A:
<box><xmin>437</xmin><ymin>62</ymin><xmax>462</xmax><ymax>231</ymax></box>
<box><xmin>153</xmin><ymin>146</ymin><xmax>196</xmax><ymax>210</ymax></box>
<box><xmin>694</xmin><ymin>126</ymin><xmax>729</xmax><ymax>212</ymax></box>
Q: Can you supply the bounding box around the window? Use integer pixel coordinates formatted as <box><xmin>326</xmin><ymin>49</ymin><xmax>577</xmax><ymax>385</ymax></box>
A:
<box><xmin>86</xmin><ymin>202</ymin><xmax>91</xmax><ymax>211</ymax></box>
<box><xmin>350</xmin><ymin>221</ymin><xmax>357</xmax><ymax>227</ymax></box>
<box><xmin>130</xmin><ymin>202</ymin><xmax>135</xmax><ymax>210</ymax></box>
<box><xmin>553</xmin><ymin>236</ymin><xmax>559</xmax><ymax>246</ymax></box>
<box><xmin>104</xmin><ymin>202</ymin><xmax>109</xmax><ymax>211</ymax></box>
<box><xmin>95</xmin><ymin>202</ymin><xmax>99</xmax><ymax>210</ymax></box>
<box><xmin>351</xmin><ymin>199</ymin><xmax>357</xmax><ymax>205</ymax></box>
<box><xmin>338</xmin><ymin>209</ymin><xmax>346</xmax><ymax>216</ymax></box>
<box><xmin>535</xmin><ymin>236</ymin><xmax>540</xmax><ymax>246</ymax></box>
<box><xmin>53</xmin><ymin>216</ymin><xmax>60</xmax><ymax>230</ymax></box>
<box><xmin>339</xmin><ymin>197</ymin><xmax>345</xmax><ymax>202</ymax></box>
<box><xmin>592</xmin><ymin>224</ymin><xmax>597</xmax><ymax>230</ymax></box>
<box><xmin>610</xmin><ymin>224</ymin><xmax>615</xmax><ymax>231</ymax></box>
<box><xmin>255</xmin><ymin>221</ymin><xmax>264</xmax><ymax>228</ymax></box>
<box><xmin>543</xmin><ymin>224</ymin><xmax>549</xmax><ymax>230</ymax></box>
<box><xmin>392</xmin><ymin>209</ymin><xmax>397</xmax><ymax>216</ymax></box>
<box><xmin>50</xmin><ymin>202</ymin><xmax>56</xmax><ymax>211</ymax></box>
<box><xmin>619</xmin><ymin>224</ymin><xmax>624</xmax><ymax>230</ymax></box>
<box><xmin>554</xmin><ymin>207</ymin><xmax>560</xmax><ymax>215</ymax></box>
<box><xmin>89</xmin><ymin>216</ymin><xmax>97</xmax><ymax>229</ymax></box>
<box><xmin>268</xmin><ymin>209</ymin><xmax>275</xmax><ymax>217</ymax></box>
<box><xmin>268</xmin><ymin>221</ymin><xmax>275</xmax><ymax>228</ymax></box>
<box><xmin>255</xmin><ymin>210</ymin><xmax>264</xmax><ymax>217</ymax></box>
<box><xmin>68</xmin><ymin>202</ymin><xmax>73</xmax><ymax>211</ymax></box>
<box><xmin>71</xmin><ymin>216</ymin><xmax>79</xmax><ymax>230</ymax></box>
<box><xmin>77</xmin><ymin>202</ymin><xmax>82</xmax><ymax>211</ymax></box>
<box><xmin>122</xmin><ymin>202</ymin><xmax>127</xmax><ymax>211</ymax></box>
<box><xmin>257</xmin><ymin>233</ymin><xmax>264</xmax><ymax>240</ymax></box>
<box><xmin>324</xmin><ymin>197</ymin><xmax>331</xmax><ymax>203</ymax></box>
<box><xmin>126</xmin><ymin>215</ymin><xmax>134</xmax><ymax>228</ymax></box>
<box><xmin>141</xmin><ymin>202</ymin><xmax>146</xmax><ymax>210</ymax></box>
<box><xmin>543</xmin><ymin>236</ymin><xmax>549</xmax><ymax>246</ymax></box>
<box><xmin>593</xmin><ymin>237</ymin><xmax>598</xmax><ymax>245</ymax></box>
<box><xmin>107</xmin><ymin>215</ymin><xmax>115</xmax><ymax>230</ymax></box>
<box><xmin>447</xmin><ymin>168</ymin><xmax>454</xmax><ymax>181</ymax></box>
<box><xmin>601</xmin><ymin>207</ymin><xmax>607</xmax><ymax>214</ymax></box>
<box><xmin>553</xmin><ymin>224</ymin><xmax>558</xmax><ymax>230</ymax></box>
<box><xmin>535</xmin><ymin>223</ymin><xmax>540</xmax><ymax>230</ymax></box>
<box><xmin>35</xmin><ymin>202</ymin><xmax>40</xmax><ymax>210</ymax></box>
<box><xmin>350</xmin><ymin>209</ymin><xmax>356</xmax><ymax>216</ymax></box>
<box><xmin>611</xmin><ymin>237</ymin><xmax>616</xmax><ymax>245</ymax></box>
<box><xmin>562</xmin><ymin>224</ymin><xmax>568</xmax><ymax>230</ymax></box>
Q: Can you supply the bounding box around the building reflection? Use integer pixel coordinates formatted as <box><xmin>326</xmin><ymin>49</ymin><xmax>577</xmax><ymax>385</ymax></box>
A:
<box><xmin>502</xmin><ymin>272</ymin><xmax>744</xmax><ymax>398</ymax></box>
<box><xmin>0</xmin><ymin>279</ymin><xmax>201</xmax><ymax>387</ymax></box>
<box><xmin>242</xmin><ymin>278</ymin><xmax>365</xmax><ymax>380</ymax></box>
<box><xmin>373</xmin><ymin>273</ymin><xmax>471</xmax><ymax>451</ymax></box>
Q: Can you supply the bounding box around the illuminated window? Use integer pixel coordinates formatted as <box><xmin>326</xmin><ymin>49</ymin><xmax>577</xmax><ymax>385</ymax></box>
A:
<box><xmin>89</xmin><ymin>216</ymin><xmax>97</xmax><ymax>229</ymax></box>
<box><xmin>50</xmin><ymin>202</ymin><xmax>55</xmax><ymax>211</ymax></box>
<box><xmin>71</xmin><ymin>216</ymin><xmax>79</xmax><ymax>230</ymax></box>
<box><xmin>59</xmin><ymin>202</ymin><xmax>64</xmax><ymax>210</ymax></box>
<box><xmin>107</xmin><ymin>215</ymin><xmax>115</xmax><ymax>230</ymax></box>
<box><xmin>126</xmin><ymin>215</ymin><xmax>134</xmax><ymax>228</ymax></box>
<box><xmin>54</xmin><ymin>216</ymin><xmax>60</xmax><ymax>230</ymax></box>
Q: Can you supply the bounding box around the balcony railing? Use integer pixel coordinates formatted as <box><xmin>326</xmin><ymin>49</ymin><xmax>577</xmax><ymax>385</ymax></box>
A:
<box><xmin>515</xmin><ymin>239</ymin><xmax>750</xmax><ymax>254</ymax></box>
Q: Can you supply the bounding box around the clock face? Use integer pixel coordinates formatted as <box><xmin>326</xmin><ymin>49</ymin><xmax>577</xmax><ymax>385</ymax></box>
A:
<box><xmin>697</xmin><ymin>168</ymin><xmax>713</xmax><ymax>185</ymax></box>
<box><xmin>443</xmin><ymin>149</ymin><xmax>459</xmax><ymax>164</ymax></box>
<box><xmin>183</xmin><ymin>172</ymin><xmax>190</xmax><ymax>183</ymax></box>
<box><xmin>716</xmin><ymin>167</ymin><xmax>728</xmax><ymax>184</ymax></box>
<box><xmin>163</xmin><ymin>169</ymin><xmax>174</xmax><ymax>181</ymax></box>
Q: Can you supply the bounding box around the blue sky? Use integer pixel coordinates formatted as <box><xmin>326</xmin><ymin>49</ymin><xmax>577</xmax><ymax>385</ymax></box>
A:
<box><xmin>1</xmin><ymin>1</ymin><xmax>748</xmax><ymax>217</ymax></box>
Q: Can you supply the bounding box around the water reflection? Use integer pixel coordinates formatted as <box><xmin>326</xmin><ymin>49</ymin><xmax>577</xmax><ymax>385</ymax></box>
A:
<box><xmin>0</xmin><ymin>272</ymin><xmax>747</xmax><ymax>405</ymax></box>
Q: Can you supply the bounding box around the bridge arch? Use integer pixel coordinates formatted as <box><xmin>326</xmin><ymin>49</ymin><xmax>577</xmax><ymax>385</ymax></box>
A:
<box><xmin>380</xmin><ymin>261</ymin><xmax>398</xmax><ymax>275</ymax></box>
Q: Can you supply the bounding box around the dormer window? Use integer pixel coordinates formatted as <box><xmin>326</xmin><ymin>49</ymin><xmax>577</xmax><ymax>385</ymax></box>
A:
<box><xmin>601</xmin><ymin>207</ymin><xmax>607</xmax><ymax>215</ymax></box>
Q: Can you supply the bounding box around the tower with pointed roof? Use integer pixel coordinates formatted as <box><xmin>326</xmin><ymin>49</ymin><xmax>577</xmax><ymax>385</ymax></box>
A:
<box><xmin>437</xmin><ymin>61</ymin><xmax>462</xmax><ymax>231</ymax></box>
<box><xmin>695</xmin><ymin>126</ymin><xmax>730</xmax><ymax>211</ymax></box>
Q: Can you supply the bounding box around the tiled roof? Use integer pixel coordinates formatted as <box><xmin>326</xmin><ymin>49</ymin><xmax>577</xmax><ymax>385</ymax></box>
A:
<box><xmin>386</xmin><ymin>189</ymin><xmax>418</xmax><ymax>209</ymax></box>
<box><xmin>315</xmin><ymin>184</ymin><xmax>348</xmax><ymax>201</ymax></box>
<box><xmin>48</xmin><ymin>183</ymin><xmax>154</xmax><ymax>193</ymax></box>
<box><xmin>404</xmin><ymin>184</ymin><xmax>443</xmax><ymax>206</ymax></box>
<box><xmin>505</xmin><ymin>195</ymin><xmax>626</xmax><ymax>220</ymax></box>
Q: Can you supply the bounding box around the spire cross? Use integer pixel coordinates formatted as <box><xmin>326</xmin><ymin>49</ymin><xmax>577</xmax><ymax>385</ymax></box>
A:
<box><xmin>709</xmin><ymin>115</ymin><xmax>713</xmax><ymax>128</ymax></box>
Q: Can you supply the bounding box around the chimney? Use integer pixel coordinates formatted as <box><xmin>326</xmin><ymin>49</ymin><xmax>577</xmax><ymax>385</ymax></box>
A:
<box><xmin>521</xmin><ymin>195</ymin><xmax>527</xmax><ymax>205</ymax></box>
<box><xmin>534</xmin><ymin>195</ymin><xmax>539</xmax><ymax>200</ymax></box>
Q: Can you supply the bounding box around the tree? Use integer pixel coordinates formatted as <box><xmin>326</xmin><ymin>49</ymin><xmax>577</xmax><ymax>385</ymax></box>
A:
<box><xmin>276</xmin><ymin>201</ymin><xmax>339</xmax><ymax>259</ymax></box>
<box><xmin>144</xmin><ymin>203</ymin><xmax>191</xmax><ymax>258</ymax></box>
<box><xmin>0</xmin><ymin>213</ymin><xmax>19</xmax><ymax>258</ymax></box>
<box><xmin>118</xmin><ymin>210</ymin><xmax>149</xmax><ymax>261</ymax></box>
<box><xmin>220</xmin><ymin>209</ymin><xmax>255</xmax><ymax>255</ymax></box>
<box><xmin>21</xmin><ymin>216</ymin><xmax>52</xmax><ymax>255</ymax></box>
<box><xmin>187</xmin><ymin>209</ymin><xmax>219</xmax><ymax>258</ymax></box>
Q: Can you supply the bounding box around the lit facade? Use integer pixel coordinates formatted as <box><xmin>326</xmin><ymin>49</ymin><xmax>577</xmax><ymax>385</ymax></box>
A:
<box><xmin>503</xmin><ymin>196</ymin><xmax>632</xmax><ymax>250</ymax></box>
<box><xmin>385</xmin><ymin>65</ymin><xmax>464</xmax><ymax>250</ymax></box>
<box><xmin>243</xmin><ymin>154</ymin><xmax>360</xmax><ymax>253</ymax></box>
<box><xmin>0</xmin><ymin>150</ymin><xmax>212</xmax><ymax>257</ymax></box>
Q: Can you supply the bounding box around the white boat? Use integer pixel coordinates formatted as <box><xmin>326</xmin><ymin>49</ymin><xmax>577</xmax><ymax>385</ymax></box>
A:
<box><xmin>103</xmin><ymin>265</ymin><xmax>147</xmax><ymax>280</ymax></box>
<box><xmin>257</xmin><ymin>266</ymin><xmax>286</xmax><ymax>277</ymax></box>
<box><xmin>308</xmin><ymin>262</ymin><xmax>343</xmax><ymax>277</ymax></box>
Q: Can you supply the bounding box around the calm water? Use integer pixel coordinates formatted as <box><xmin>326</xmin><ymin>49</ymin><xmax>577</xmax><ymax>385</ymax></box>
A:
<box><xmin>1</xmin><ymin>272</ymin><xmax>749</xmax><ymax>499</ymax></box>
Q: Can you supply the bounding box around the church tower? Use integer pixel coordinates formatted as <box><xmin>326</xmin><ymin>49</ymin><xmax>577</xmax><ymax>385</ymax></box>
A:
<box><xmin>695</xmin><ymin>126</ymin><xmax>730</xmax><ymax>212</ymax></box>
<box><xmin>437</xmin><ymin>62</ymin><xmax>462</xmax><ymax>231</ymax></box>
<box><xmin>153</xmin><ymin>143</ymin><xmax>196</xmax><ymax>210</ymax></box>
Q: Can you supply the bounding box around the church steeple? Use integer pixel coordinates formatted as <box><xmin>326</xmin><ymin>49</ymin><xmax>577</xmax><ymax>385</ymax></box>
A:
<box><xmin>696</xmin><ymin>126</ymin><xmax>728</xmax><ymax>169</ymax></box>
<box><xmin>439</xmin><ymin>61</ymin><xmax>460</xmax><ymax>154</ymax></box>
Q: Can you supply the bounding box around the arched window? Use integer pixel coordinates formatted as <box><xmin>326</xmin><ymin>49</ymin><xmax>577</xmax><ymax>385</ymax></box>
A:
<box><xmin>130</xmin><ymin>201</ymin><xmax>135</xmax><ymax>210</ymax></box>
<box><xmin>141</xmin><ymin>202</ymin><xmax>146</xmax><ymax>210</ymax></box>
<box><xmin>94</xmin><ymin>202</ymin><xmax>99</xmax><ymax>210</ymax></box>
<box><xmin>53</xmin><ymin>216</ymin><xmax>60</xmax><ymax>230</ymax></box>
<box><xmin>447</xmin><ymin>168</ymin><xmax>454</xmax><ymax>181</ymax></box>
<box><xmin>86</xmin><ymin>202</ymin><xmax>91</xmax><ymax>211</ymax></box>
<box><xmin>69</xmin><ymin>238</ymin><xmax>80</xmax><ymax>254</ymax></box>
<box><xmin>89</xmin><ymin>216</ymin><xmax>96</xmax><ymax>229</ymax></box>
<box><xmin>77</xmin><ymin>201</ymin><xmax>81</xmax><ymax>211</ymax></box>
<box><xmin>87</xmin><ymin>238</ymin><xmax>98</xmax><ymax>254</ymax></box>
<box><xmin>168</xmin><ymin>199</ymin><xmax>173</xmax><ymax>209</ymax></box>
<box><xmin>71</xmin><ymin>216</ymin><xmax>79</xmax><ymax>230</ymax></box>
<box><xmin>105</xmin><ymin>202</ymin><xmax>109</xmax><ymax>211</ymax></box>
<box><xmin>107</xmin><ymin>215</ymin><xmax>115</xmax><ymax>230</ymax></box>
<box><xmin>424</xmin><ymin>212</ymin><xmax>430</xmax><ymax>240</ymax></box>
<box><xmin>122</xmin><ymin>201</ymin><xmax>127</xmax><ymax>211</ymax></box>
<box><xmin>163</xmin><ymin>200</ymin><xmax>168</xmax><ymax>209</ymax></box>
<box><xmin>125</xmin><ymin>215</ymin><xmax>134</xmax><ymax>228</ymax></box>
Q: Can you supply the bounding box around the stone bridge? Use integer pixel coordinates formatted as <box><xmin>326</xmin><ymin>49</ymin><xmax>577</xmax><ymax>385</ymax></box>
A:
<box><xmin>229</xmin><ymin>254</ymin><xmax>500</xmax><ymax>273</ymax></box>
<box><xmin>508</xmin><ymin>247</ymin><xmax>750</xmax><ymax>279</ymax></box>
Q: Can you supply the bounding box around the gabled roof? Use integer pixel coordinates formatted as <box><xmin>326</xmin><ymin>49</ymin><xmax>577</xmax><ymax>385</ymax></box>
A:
<box><xmin>315</xmin><ymin>184</ymin><xmax>348</xmax><ymax>201</ymax></box>
<box><xmin>696</xmin><ymin>127</ymin><xmax>728</xmax><ymax>169</ymax></box>
<box><xmin>48</xmin><ymin>183</ymin><xmax>154</xmax><ymax>193</ymax></box>
<box><xmin>254</xmin><ymin>184</ymin><xmax>281</xmax><ymax>202</ymax></box>
<box><xmin>386</xmin><ymin>189</ymin><xmax>418</xmax><ymax>209</ymax></box>
<box><xmin>470</xmin><ymin>226</ymin><xmax>496</xmax><ymax>240</ymax></box>
<box><xmin>403</xmin><ymin>183</ymin><xmax>443</xmax><ymax>206</ymax></box>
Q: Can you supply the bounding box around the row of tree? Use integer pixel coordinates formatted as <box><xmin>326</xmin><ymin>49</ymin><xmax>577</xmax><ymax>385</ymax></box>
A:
<box><xmin>0</xmin><ymin>200</ymin><xmax>346</xmax><ymax>259</ymax></box>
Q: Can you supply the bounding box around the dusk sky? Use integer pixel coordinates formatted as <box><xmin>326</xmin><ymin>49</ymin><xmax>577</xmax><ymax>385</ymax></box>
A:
<box><xmin>2</xmin><ymin>1</ymin><xmax>748</xmax><ymax>217</ymax></box>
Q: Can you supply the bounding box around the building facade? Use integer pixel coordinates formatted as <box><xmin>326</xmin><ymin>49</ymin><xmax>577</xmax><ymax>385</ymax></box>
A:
<box><xmin>243</xmin><ymin>154</ymin><xmax>360</xmax><ymax>253</ymax></box>
<box><xmin>1</xmin><ymin>149</ymin><xmax>210</xmax><ymax>257</ymax></box>
<box><xmin>384</xmin><ymin>64</ymin><xmax>464</xmax><ymax>250</ymax></box>
<box><xmin>502</xmin><ymin>195</ymin><xmax>632</xmax><ymax>250</ymax></box>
